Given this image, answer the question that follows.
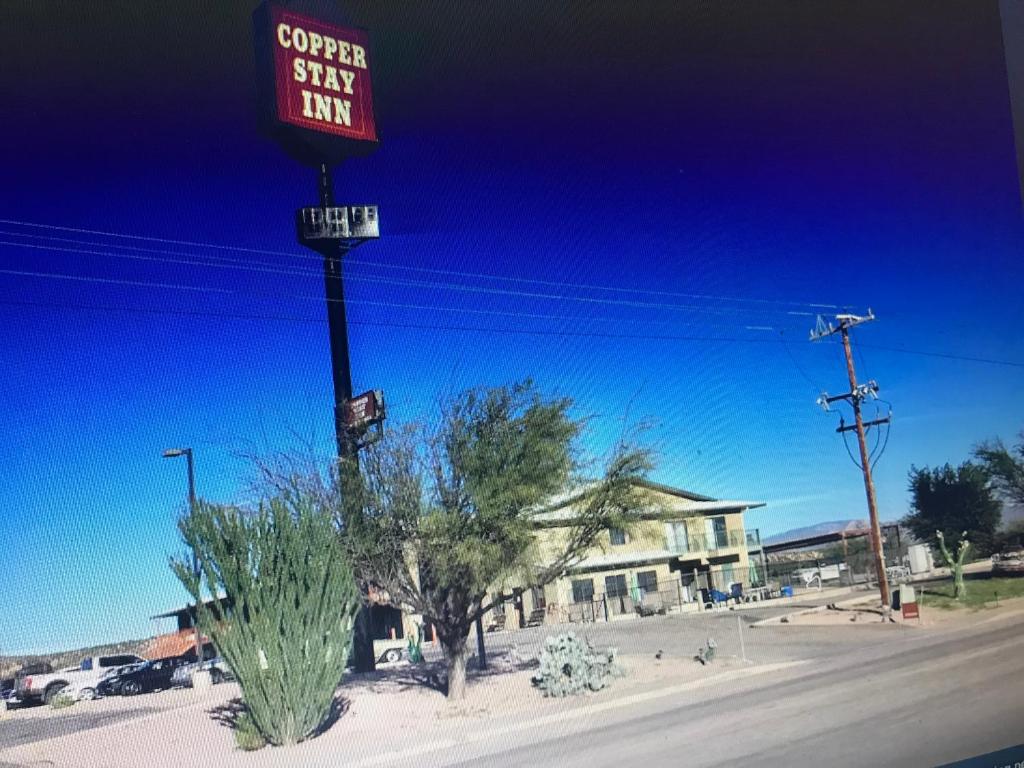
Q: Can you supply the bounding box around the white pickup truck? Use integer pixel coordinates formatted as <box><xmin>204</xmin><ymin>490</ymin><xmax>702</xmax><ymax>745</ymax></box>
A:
<box><xmin>15</xmin><ymin>653</ymin><xmax>146</xmax><ymax>704</ymax></box>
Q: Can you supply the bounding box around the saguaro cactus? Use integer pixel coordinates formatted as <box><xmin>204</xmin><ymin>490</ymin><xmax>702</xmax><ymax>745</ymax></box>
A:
<box><xmin>936</xmin><ymin>530</ymin><xmax>971</xmax><ymax>600</ymax></box>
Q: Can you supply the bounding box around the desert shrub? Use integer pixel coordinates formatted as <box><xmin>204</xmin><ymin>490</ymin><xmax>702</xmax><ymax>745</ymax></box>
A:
<box><xmin>532</xmin><ymin>632</ymin><xmax>623</xmax><ymax>697</ymax></box>
<box><xmin>49</xmin><ymin>691</ymin><xmax>75</xmax><ymax>709</ymax></box>
<box><xmin>172</xmin><ymin>493</ymin><xmax>360</xmax><ymax>747</ymax></box>
<box><xmin>233</xmin><ymin>712</ymin><xmax>268</xmax><ymax>751</ymax></box>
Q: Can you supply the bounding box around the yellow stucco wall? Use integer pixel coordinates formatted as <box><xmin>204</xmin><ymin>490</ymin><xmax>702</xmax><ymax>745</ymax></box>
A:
<box><xmin>502</xmin><ymin>486</ymin><xmax>755</xmax><ymax>618</ymax></box>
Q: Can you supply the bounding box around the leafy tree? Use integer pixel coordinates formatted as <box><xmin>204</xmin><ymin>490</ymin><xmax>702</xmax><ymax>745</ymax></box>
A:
<box><xmin>171</xmin><ymin>492</ymin><xmax>359</xmax><ymax>746</ymax></box>
<box><xmin>995</xmin><ymin>519</ymin><xmax>1024</xmax><ymax>552</ymax></box>
<box><xmin>344</xmin><ymin>381</ymin><xmax>654</xmax><ymax>701</ymax></box>
<box><xmin>904</xmin><ymin>463</ymin><xmax>1002</xmax><ymax>558</ymax></box>
<box><xmin>974</xmin><ymin>432</ymin><xmax>1024</xmax><ymax>507</ymax></box>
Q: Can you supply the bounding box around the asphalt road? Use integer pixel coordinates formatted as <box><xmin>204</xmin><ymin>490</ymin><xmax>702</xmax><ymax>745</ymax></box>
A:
<box><xmin>440</xmin><ymin>614</ymin><xmax>1024</xmax><ymax>768</ymax></box>
<box><xmin>0</xmin><ymin>702</ymin><xmax>166</xmax><ymax>754</ymax></box>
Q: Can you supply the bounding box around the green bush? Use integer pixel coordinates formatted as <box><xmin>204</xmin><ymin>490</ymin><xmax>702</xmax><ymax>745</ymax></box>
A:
<box><xmin>532</xmin><ymin>632</ymin><xmax>623</xmax><ymax>697</ymax></box>
<box><xmin>172</xmin><ymin>493</ymin><xmax>360</xmax><ymax>747</ymax></box>
<box><xmin>233</xmin><ymin>712</ymin><xmax>268</xmax><ymax>752</ymax></box>
<box><xmin>49</xmin><ymin>691</ymin><xmax>75</xmax><ymax>709</ymax></box>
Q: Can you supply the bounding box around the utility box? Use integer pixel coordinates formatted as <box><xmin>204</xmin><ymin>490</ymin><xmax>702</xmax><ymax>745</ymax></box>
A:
<box><xmin>908</xmin><ymin>544</ymin><xmax>933</xmax><ymax>574</ymax></box>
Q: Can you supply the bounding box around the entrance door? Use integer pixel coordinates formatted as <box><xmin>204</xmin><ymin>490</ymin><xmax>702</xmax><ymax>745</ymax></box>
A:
<box><xmin>605</xmin><ymin>574</ymin><xmax>629</xmax><ymax>615</ymax></box>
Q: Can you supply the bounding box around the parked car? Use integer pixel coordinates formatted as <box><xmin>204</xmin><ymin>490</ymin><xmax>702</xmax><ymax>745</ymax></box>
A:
<box><xmin>170</xmin><ymin>656</ymin><xmax>233</xmax><ymax>687</ymax></box>
<box><xmin>98</xmin><ymin>657</ymin><xmax>190</xmax><ymax>696</ymax></box>
<box><xmin>4</xmin><ymin>663</ymin><xmax>49</xmax><ymax>708</ymax></box>
<box><xmin>15</xmin><ymin>655</ymin><xmax>145</xmax><ymax>705</ymax></box>
<box><xmin>374</xmin><ymin>638</ymin><xmax>406</xmax><ymax>664</ymax></box>
<box><xmin>1</xmin><ymin>680</ymin><xmax>17</xmax><ymax>709</ymax></box>
<box><xmin>62</xmin><ymin>662</ymin><xmax>146</xmax><ymax>701</ymax></box>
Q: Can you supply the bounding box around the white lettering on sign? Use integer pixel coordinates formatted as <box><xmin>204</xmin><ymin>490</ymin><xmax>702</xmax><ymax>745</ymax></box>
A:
<box><xmin>301</xmin><ymin>91</ymin><xmax>352</xmax><ymax>126</ymax></box>
<box><xmin>277</xmin><ymin>23</ymin><xmax>292</xmax><ymax>49</ymax></box>
<box><xmin>345</xmin><ymin>391</ymin><xmax>382</xmax><ymax>428</ymax></box>
<box><xmin>291</xmin><ymin>59</ymin><xmax>356</xmax><ymax>95</ymax></box>
<box><xmin>275</xmin><ymin>23</ymin><xmax>368</xmax><ymax>68</ymax></box>
<box><xmin>268</xmin><ymin>8</ymin><xmax>377</xmax><ymax>142</ymax></box>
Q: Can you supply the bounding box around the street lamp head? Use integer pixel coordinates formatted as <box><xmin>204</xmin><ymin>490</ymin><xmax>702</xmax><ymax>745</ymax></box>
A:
<box><xmin>162</xmin><ymin>448</ymin><xmax>190</xmax><ymax>458</ymax></box>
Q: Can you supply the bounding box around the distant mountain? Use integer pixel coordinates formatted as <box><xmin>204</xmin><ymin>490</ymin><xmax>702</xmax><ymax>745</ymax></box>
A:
<box><xmin>0</xmin><ymin>638</ymin><xmax>152</xmax><ymax>681</ymax></box>
<box><xmin>764</xmin><ymin>518</ymin><xmax>908</xmax><ymax>546</ymax></box>
<box><xmin>763</xmin><ymin>519</ymin><xmax>869</xmax><ymax>546</ymax></box>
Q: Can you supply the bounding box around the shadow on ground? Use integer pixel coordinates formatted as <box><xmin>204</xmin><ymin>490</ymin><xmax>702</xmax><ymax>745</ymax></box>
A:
<box><xmin>343</xmin><ymin>655</ymin><xmax>539</xmax><ymax>697</ymax></box>
<box><xmin>207</xmin><ymin>695</ymin><xmax>351</xmax><ymax>739</ymax></box>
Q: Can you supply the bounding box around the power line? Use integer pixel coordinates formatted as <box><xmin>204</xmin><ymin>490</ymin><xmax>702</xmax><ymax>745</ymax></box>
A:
<box><xmin>0</xmin><ymin>259</ymin><xmax>797</xmax><ymax>333</ymax></box>
<box><xmin>0</xmin><ymin>218</ymin><xmax>849</xmax><ymax>311</ymax></box>
<box><xmin>0</xmin><ymin>297</ymin><xmax>781</xmax><ymax>344</ymax></box>
<box><xmin>0</xmin><ymin>267</ymin><xmax>232</xmax><ymax>294</ymax></box>
<box><xmin>0</xmin><ymin>218</ymin><xmax>301</xmax><ymax>258</ymax></box>
<box><xmin>3</xmin><ymin>294</ymin><xmax>1021</xmax><ymax>369</ymax></box>
<box><xmin>855</xmin><ymin>342</ymin><xmax>1024</xmax><ymax>369</ymax></box>
<box><xmin>0</xmin><ymin>242</ymin><xmax>822</xmax><ymax>320</ymax></box>
<box><xmin>2</xmin><ymin>233</ymin><xmax>1022</xmax><ymax>368</ymax></box>
<box><xmin>0</xmin><ymin>230</ymin><xmax>324</xmax><ymax>278</ymax></box>
<box><xmin>778</xmin><ymin>329</ymin><xmax>822</xmax><ymax>391</ymax></box>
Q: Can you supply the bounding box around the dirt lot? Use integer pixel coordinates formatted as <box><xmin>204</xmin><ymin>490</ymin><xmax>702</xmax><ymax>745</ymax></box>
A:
<box><xmin>775</xmin><ymin>595</ymin><xmax>1024</xmax><ymax>629</ymax></box>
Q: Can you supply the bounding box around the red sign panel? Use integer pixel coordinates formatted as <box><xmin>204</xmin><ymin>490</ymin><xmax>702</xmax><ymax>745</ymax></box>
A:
<box><xmin>902</xmin><ymin>602</ymin><xmax>920</xmax><ymax>620</ymax></box>
<box><xmin>268</xmin><ymin>6</ymin><xmax>377</xmax><ymax>143</ymax></box>
<box><xmin>345</xmin><ymin>390</ymin><xmax>383</xmax><ymax>430</ymax></box>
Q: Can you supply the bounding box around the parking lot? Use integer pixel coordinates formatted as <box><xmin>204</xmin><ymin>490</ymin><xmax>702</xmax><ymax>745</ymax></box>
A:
<box><xmin>0</xmin><ymin>683</ymin><xmax>229</xmax><ymax>753</ymax></box>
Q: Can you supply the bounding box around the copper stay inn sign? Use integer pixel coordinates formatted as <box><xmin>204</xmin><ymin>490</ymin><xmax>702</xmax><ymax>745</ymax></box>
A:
<box><xmin>254</xmin><ymin>1</ymin><xmax>379</xmax><ymax>166</ymax></box>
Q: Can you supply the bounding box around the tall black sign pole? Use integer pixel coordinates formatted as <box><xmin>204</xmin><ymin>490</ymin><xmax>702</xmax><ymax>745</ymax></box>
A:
<box><xmin>313</xmin><ymin>163</ymin><xmax>377</xmax><ymax>674</ymax></box>
<box><xmin>318</xmin><ymin>164</ymin><xmax>356</xmax><ymax>458</ymax></box>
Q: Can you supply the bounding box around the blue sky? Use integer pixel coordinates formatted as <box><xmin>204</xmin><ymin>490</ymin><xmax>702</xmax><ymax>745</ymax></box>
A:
<box><xmin>1</xmin><ymin>1</ymin><xmax>1022</xmax><ymax>653</ymax></box>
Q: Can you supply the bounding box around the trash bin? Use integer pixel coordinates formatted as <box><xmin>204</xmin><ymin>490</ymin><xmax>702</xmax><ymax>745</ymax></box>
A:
<box><xmin>780</xmin><ymin>585</ymin><xmax>793</xmax><ymax>598</ymax></box>
<box><xmin>891</xmin><ymin>590</ymin><xmax>901</xmax><ymax>611</ymax></box>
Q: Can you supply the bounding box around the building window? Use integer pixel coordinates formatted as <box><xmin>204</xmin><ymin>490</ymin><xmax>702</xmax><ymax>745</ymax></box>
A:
<box><xmin>572</xmin><ymin>579</ymin><xmax>595</xmax><ymax>603</ymax></box>
<box><xmin>530</xmin><ymin>585</ymin><xmax>547</xmax><ymax>610</ymax></box>
<box><xmin>637</xmin><ymin>570</ymin><xmax>658</xmax><ymax>595</ymax></box>
<box><xmin>706</xmin><ymin>516</ymin><xmax>728</xmax><ymax>549</ymax></box>
<box><xmin>667</xmin><ymin>521</ymin><xmax>689</xmax><ymax>553</ymax></box>
<box><xmin>605</xmin><ymin>573</ymin><xmax>628</xmax><ymax>598</ymax></box>
<box><xmin>609</xmin><ymin>527</ymin><xmax>627</xmax><ymax>546</ymax></box>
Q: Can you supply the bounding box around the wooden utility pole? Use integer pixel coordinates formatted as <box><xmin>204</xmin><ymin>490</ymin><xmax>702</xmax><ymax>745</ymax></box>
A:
<box><xmin>811</xmin><ymin>311</ymin><xmax>891</xmax><ymax>610</ymax></box>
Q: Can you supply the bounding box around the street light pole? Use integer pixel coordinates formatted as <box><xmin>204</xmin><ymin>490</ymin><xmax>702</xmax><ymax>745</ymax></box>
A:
<box><xmin>164</xmin><ymin>447</ymin><xmax>202</xmax><ymax>659</ymax></box>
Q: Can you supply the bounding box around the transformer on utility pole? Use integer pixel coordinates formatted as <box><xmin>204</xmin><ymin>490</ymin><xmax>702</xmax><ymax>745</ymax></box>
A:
<box><xmin>811</xmin><ymin>310</ymin><xmax>892</xmax><ymax>613</ymax></box>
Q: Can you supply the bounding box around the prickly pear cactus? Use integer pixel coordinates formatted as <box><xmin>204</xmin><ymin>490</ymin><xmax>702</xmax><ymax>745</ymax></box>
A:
<box><xmin>531</xmin><ymin>632</ymin><xmax>624</xmax><ymax>697</ymax></box>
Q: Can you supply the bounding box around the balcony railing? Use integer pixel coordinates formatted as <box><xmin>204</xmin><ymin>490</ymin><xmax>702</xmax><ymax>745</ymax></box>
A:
<box><xmin>667</xmin><ymin>529</ymin><xmax>747</xmax><ymax>554</ymax></box>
